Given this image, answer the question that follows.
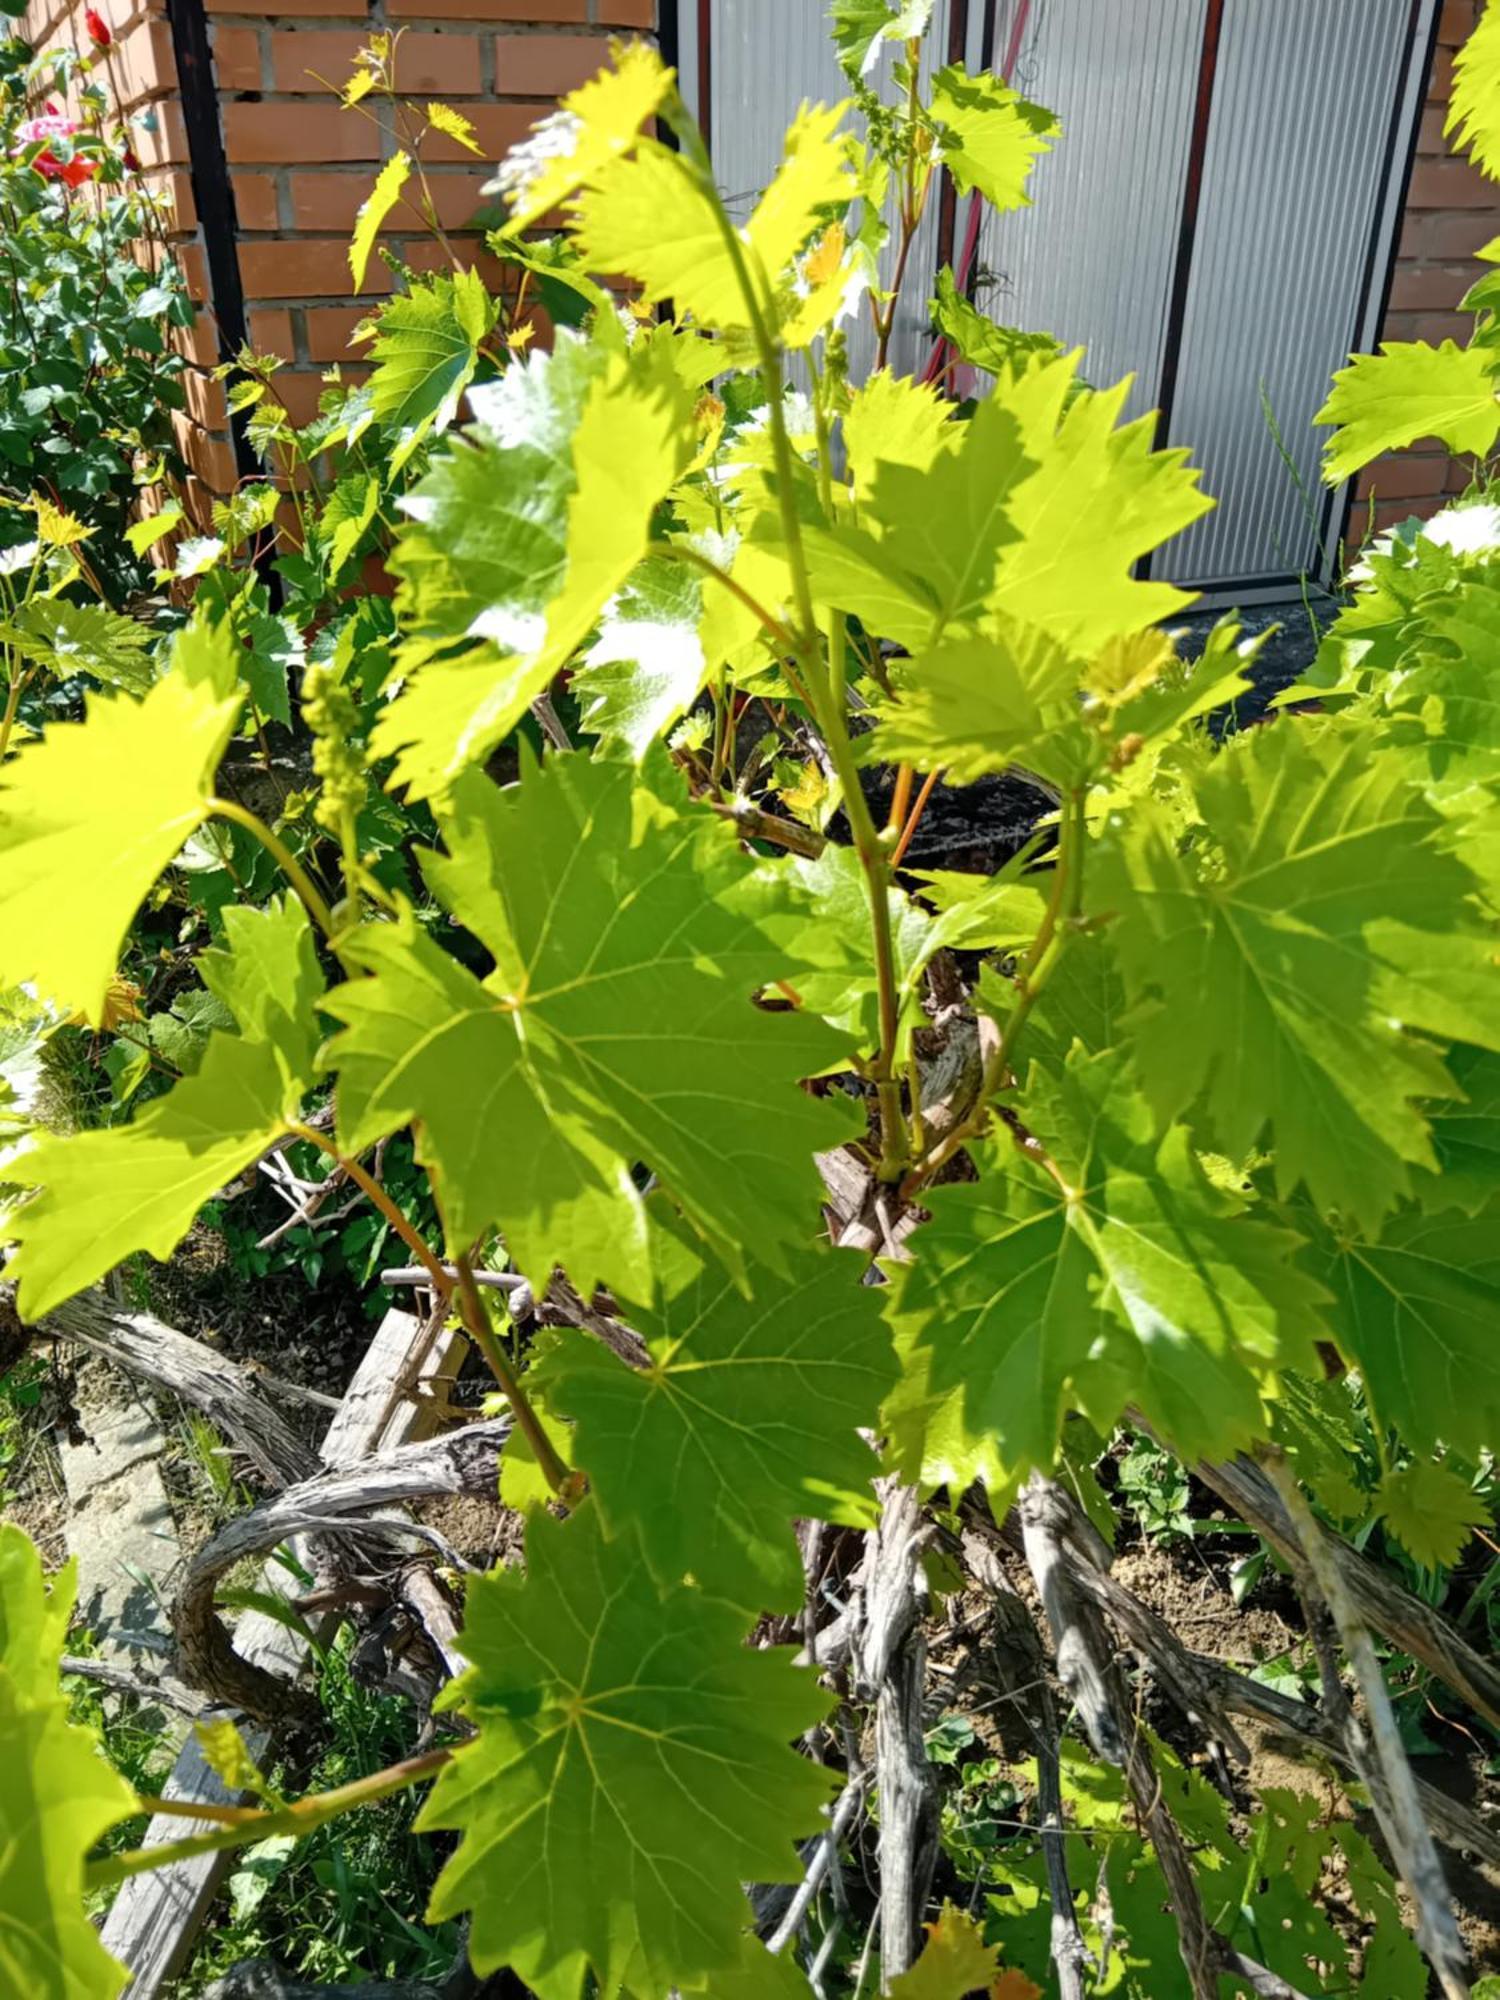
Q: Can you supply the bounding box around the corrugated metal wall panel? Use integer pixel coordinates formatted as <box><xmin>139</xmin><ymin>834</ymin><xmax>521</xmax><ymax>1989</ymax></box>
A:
<box><xmin>678</xmin><ymin>0</ymin><xmax>1435</xmax><ymax>595</ymax></box>
<box><xmin>1157</xmin><ymin>0</ymin><xmax>1418</xmax><ymax>586</ymax></box>
<box><xmin>977</xmin><ymin>0</ymin><xmax>1205</xmax><ymax>424</ymax></box>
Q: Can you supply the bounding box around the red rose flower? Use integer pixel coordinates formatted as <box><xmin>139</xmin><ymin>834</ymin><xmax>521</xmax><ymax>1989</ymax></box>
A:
<box><xmin>14</xmin><ymin>110</ymin><xmax>98</xmax><ymax>188</ymax></box>
<box><xmin>84</xmin><ymin>7</ymin><xmax>112</xmax><ymax>46</ymax></box>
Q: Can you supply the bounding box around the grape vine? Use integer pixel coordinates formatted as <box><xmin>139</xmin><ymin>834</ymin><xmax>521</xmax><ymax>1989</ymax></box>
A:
<box><xmin>3</xmin><ymin>1</ymin><xmax>1500</xmax><ymax>1995</ymax></box>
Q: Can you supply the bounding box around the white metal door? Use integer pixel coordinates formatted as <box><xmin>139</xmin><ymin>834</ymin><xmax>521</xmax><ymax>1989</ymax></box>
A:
<box><xmin>675</xmin><ymin>0</ymin><xmax>1437</xmax><ymax>596</ymax></box>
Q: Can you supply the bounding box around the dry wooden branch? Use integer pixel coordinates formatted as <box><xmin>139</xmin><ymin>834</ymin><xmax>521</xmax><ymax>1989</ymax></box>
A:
<box><xmin>379</xmin><ymin>1265</ymin><xmax>652</xmax><ymax>1371</ymax></box>
<box><xmin>1192</xmin><ymin>1445</ymin><xmax>1500</xmax><ymax>1731</ymax></box>
<box><xmin>1017</xmin><ymin>1473</ymin><xmax>1125</xmax><ymax>1767</ymax></box>
<box><xmin>764</xmin><ymin>1770</ymin><xmax>868</xmax><ymax>1956</ymax></box>
<box><xmin>59</xmin><ymin>1654</ymin><xmax>201</xmax><ymax>1716</ymax></box>
<box><xmin>1196</xmin><ymin>1651</ymin><xmax>1500</xmax><ymax>1868</ymax></box>
<box><xmin>1264</xmin><ymin>1455</ymin><xmax>1470</xmax><ymax>2000</ymax></box>
<box><xmin>962</xmin><ymin>1530</ymin><xmax>1092</xmax><ymax>2000</ymax></box>
<box><xmin>7</xmin><ymin>1285</ymin><xmax>317</xmax><ymax>1487</ymax></box>
<box><xmin>851</xmin><ymin>1482</ymin><xmax>938</xmax><ymax>1987</ymax></box>
<box><xmin>1018</xmin><ymin>1475</ymin><xmax>1311</xmax><ymax>2000</ymax></box>
<box><xmin>173</xmin><ymin>1422</ymin><xmax>508</xmax><ymax>1720</ymax></box>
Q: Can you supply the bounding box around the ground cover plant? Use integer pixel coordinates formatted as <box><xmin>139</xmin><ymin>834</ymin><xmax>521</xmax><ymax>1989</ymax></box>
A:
<box><xmin>2</xmin><ymin>1</ymin><xmax>1500</xmax><ymax>1995</ymax></box>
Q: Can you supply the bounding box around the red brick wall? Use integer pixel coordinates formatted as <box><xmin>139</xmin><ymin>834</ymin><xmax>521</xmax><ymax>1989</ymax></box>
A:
<box><xmin>12</xmin><ymin>0</ymin><xmax>1498</xmax><ymax>528</ymax></box>
<box><xmin>212</xmin><ymin>2</ymin><xmax>652</xmax><ymax>434</ymax></box>
<box><xmin>1354</xmin><ymin>0</ymin><xmax>1500</xmax><ymax>537</ymax></box>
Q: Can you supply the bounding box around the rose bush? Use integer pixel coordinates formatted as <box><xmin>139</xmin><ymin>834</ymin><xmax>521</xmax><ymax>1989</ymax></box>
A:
<box><xmin>0</xmin><ymin>29</ymin><xmax>191</xmax><ymax>595</ymax></box>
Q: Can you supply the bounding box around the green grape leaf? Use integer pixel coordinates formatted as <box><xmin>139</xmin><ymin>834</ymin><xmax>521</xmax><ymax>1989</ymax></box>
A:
<box><xmin>776</xmin><ymin>841</ymin><xmax>939</xmax><ymax>1057</ymax></box>
<box><xmin>572</xmin><ymin>108</ymin><xmax>852</xmax><ymax>332</ymax></box>
<box><xmin>885</xmin><ymin>1046</ymin><xmax>1321</xmax><ymax>1490</ymax></box>
<box><xmin>425</xmin><ymin>102</ymin><xmax>482</xmax><ymax>156</ymax></box>
<box><xmin>350</xmin><ymin>149</ymin><xmax>411</xmax><ymax>292</ymax></box>
<box><xmin>1094</xmin><ymin>718</ymin><xmax>1500</xmax><ymax>1229</ymax></box>
<box><xmin>867</xmin><ymin>620</ymin><xmax>1084</xmax><ymax>786</ymax></box>
<box><xmin>1316</xmin><ymin>340</ymin><xmax>1500</xmax><ymax>484</ymax></box>
<box><xmin>842</xmin><ymin>368</ymin><xmax>955</xmax><ymax>505</ymax></box>
<box><xmin>375</xmin><ymin>330</ymin><xmax>693</xmax><ymax>797</ymax></box>
<box><xmin>888</xmin><ymin>1903</ymin><xmax>1008</xmax><ymax>1999</ymax></box>
<box><xmin>710</xmin><ymin>1938</ymin><xmax>817</xmax><ymax>1996</ymax></box>
<box><xmin>0</xmin><ymin>1526</ymin><xmax>136</xmax><ymax>2000</ymax></box>
<box><xmin>1448</xmin><ymin>0</ymin><xmax>1500</xmax><ymax>181</ymax></box>
<box><xmin>929</xmin><ymin>267</ymin><xmax>1062</xmax><ymax>374</ymax></box>
<box><xmin>5</xmin><ymin>899</ymin><xmax>321</xmax><ymax>1318</ymax></box>
<box><xmin>989</xmin><ymin>352</ymin><xmax>1213</xmax><ymax>651</ymax></box>
<box><xmin>491</xmin><ymin>40</ymin><xmax>672</xmax><ymax>232</ymax></box>
<box><xmin>572</xmin><ymin>141</ymin><xmax>743</xmax><ymax>327</ymax></box>
<box><xmin>0</xmin><ymin>598</ymin><xmax>155</xmax><ymax>695</ymax></box>
<box><xmin>744</xmin><ymin>101</ymin><xmax>856</xmax><ymax>287</ymax></box>
<box><xmin>1331</xmin><ymin>1823</ymin><xmax>1426</xmax><ymax>1999</ymax></box>
<box><xmin>0</xmin><ymin>620</ymin><xmax>239</xmax><ymax>1023</ymax></box>
<box><xmin>418</xmin><ymin>1502</ymin><xmax>833</xmax><ymax>1998</ymax></box>
<box><xmin>1377</xmin><ymin>1459</ymin><xmax>1488</xmax><ymax>1569</ymax></box>
<box><xmin>365</xmin><ymin>269</ymin><xmax>497</xmax><ymax>473</ymax></box>
<box><xmin>324</xmin><ymin>752</ymin><xmax>857</xmax><ymax>1298</ymax></box>
<box><xmin>543</xmin><ymin>1213</ymin><xmax>894</xmax><ymax>1611</ymax></box>
<box><xmin>929</xmin><ymin>65</ymin><xmax>1057</xmax><ymax>210</ymax></box>
<box><xmin>1427</xmin><ymin>1043</ymin><xmax>1500</xmax><ymax>1212</ymax></box>
<box><xmin>571</xmin><ymin>551</ymin><xmax>708</xmax><ymax>757</ymax></box>
<box><xmin>322</xmin><ymin>470</ymin><xmax>382</xmax><ymax>585</ymax></box>
<box><xmin>866</xmin><ymin>393</ymin><xmax>1032</xmax><ymax>632</ymax></box>
<box><xmin>124</xmin><ymin>501</ymin><xmax>182</xmax><ymax>556</ymax></box>
<box><xmin>0</xmin><ymin>1522</ymin><xmax>73</xmax><ymax>1698</ymax></box>
<box><xmin>1298</xmin><ymin>1198</ymin><xmax>1500</xmax><ymax>1462</ymax></box>
<box><xmin>1267</xmin><ymin>1373</ymin><xmax>1366</xmax><ymax>1524</ymax></box>
<box><xmin>832</xmin><ymin>0</ymin><xmax>933</xmax><ymax>80</ymax></box>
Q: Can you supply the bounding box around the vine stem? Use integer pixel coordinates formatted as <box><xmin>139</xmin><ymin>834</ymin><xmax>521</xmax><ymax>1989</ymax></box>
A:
<box><xmin>680</xmin><ymin>123</ymin><xmax>909</xmax><ymax>1175</ymax></box>
<box><xmin>1261</xmin><ymin>1452</ymin><xmax>1470</xmax><ymax>2000</ymax></box>
<box><xmin>890</xmin><ymin>768</ymin><xmax>940</xmax><ymax>868</ymax></box>
<box><xmin>872</xmin><ymin>40</ymin><xmax>930</xmax><ymax>373</ymax></box>
<box><xmin>287</xmin><ymin>1124</ymin><xmax>452</xmax><ymax>1298</ymax></box>
<box><xmin>452</xmin><ymin>1250</ymin><xmax>575</xmax><ymax>1500</ymax></box>
<box><xmin>646</xmin><ymin>538</ymin><xmax>815</xmax><ymax>711</ymax></box>
<box><xmin>285</xmin><ymin>1134</ymin><xmax>571</xmax><ymax>1495</ymax></box>
<box><xmin>210</xmin><ymin>796</ymin><xmax>336</xmax><ymax>940</ymax></box>
<box><xmin>903</xmin><ymin>789</ymin><xmax>1085</xmax><ymax>1197</ymax></box>
<box><xmin>87</xmin><ymin>1749</ymin><xmax>452</xmax><ymax>1891</ymax></box>
<box><xmin>0</xmin><ymin>664</ymin><xmax>29</xmax><ymax>764</ymax></box>
<box><xmin>133</xmin><ymin>1795</ymin><xmax>263</xmax><ymax>1826</ymax></box>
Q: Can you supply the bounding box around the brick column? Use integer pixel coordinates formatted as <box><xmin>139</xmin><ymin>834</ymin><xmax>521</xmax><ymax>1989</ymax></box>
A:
<box><xmin>1356</xmin><ymin>0</ymin><xmax>1500</xmax><ymax>534</ymax></box>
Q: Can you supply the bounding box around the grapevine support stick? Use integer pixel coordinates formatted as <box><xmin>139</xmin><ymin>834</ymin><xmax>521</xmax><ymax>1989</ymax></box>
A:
<box><xmin>764</xmin><ymin>1769</ymin><xmax>868</xmax><ymax>1956</ymax></box>
<box><xmin>381</xmin><ymin>1265</ymin><xmax>651</xmax><ymax>1373</ymax></box>
<box><xmin>1264</xmin><ymin>1453</ymin><xmax>1471</xmax><ymax>2000</ymax></box>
